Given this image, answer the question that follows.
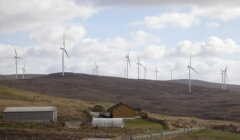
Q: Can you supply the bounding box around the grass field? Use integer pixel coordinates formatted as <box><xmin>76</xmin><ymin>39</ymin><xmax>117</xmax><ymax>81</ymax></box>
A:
<box><xmin>0</xmin><ymin>85</ymin><xmax>113</xmax><ymax>121</ymax></box>
<box><xmin>1</xmin><ymin>85</ymin><xmax>240</xmax><ymax>139</ymax></box>
<box><xmin>170</xmin><ymin>129</ymin><xmax>240</xmax><ymax>140</ymax></box>
<box><xmin>125</xmin><ymin>119</ymin><xmax>163</xmax><ymax>130</ymax></box>
<box><xmin>0</xmin><ymin>85</ymin><xmax>164</xmax><ymax>131</ymax></box>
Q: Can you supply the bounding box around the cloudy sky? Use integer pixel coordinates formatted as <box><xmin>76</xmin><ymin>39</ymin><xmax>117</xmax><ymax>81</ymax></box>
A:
<box><xmin>1</xmin><ymin>0</ymin><xmax>240</xmax><ymax>84</ymax></box>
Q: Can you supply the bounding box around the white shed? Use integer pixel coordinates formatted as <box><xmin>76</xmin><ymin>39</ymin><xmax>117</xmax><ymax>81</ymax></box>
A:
<box><xmin>92</xmin><ymin>118</ymin><xmax>124</xmax><ymax>128</ymax></box>
<box><xmin>3</xmin><ymin>106</ymin><xmax>57</xmax><ymax>122</ymax></box>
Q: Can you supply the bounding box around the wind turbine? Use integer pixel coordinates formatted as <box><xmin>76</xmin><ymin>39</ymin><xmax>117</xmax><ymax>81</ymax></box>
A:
<box><xmin>155</xmin><ymin>66</ymin><xmax>159</xmax><ymax>80</ymax></box>
<box><xmin>136</xmin><ymin>57</ymin><xmax>142</xmax><ymax>79</ymax></box>
<box><xmin>22</xmin><ymin>65</ymin><xmax>26</xmax><ymax>79</ymax></box>
<box><xmin>94</xmin><ymin>62</ymin><xmax>99</xmax><ymax>75</ymax></box>
<box><xmin>92</xmin><ymin>65</ymin><xmax>96</xmax><ymax>75</ymax></box>
<box><xmin>223</xmin><ymin>67</ymin><xmax>228</xmax><ymax>92</ymax></box>
<box><xmin>187</xmin><ymin>54</ymin><xmax>198</xmax><ymax>93</ymax></box>
<box><xmin>220</xmin><ymin>69</ymin><xmax>224</xmax><ymax>90</ymax></box>
<box><xmin>125</xmin><ymin>52</ymin><xmax>131</xmax><ymax>78</ymax></box>
<box><xmin>60</xmin><ymin>34</ymin><xmax>69</xmax><ymax>76</ymax></box>
<box><xmin>143</xmin><ymin>65</ymin><xmax>147</xmax><ymax>79</ymax></box>
<box><xmin>14</xmin><ymin>48</ymin><xmax>21</xmax><ymax>79</ymax></box>
<box><xmin>171</xmin><ymin>69</ymin><xmax>173</xmax><ymax>80</ymax></box>
<box><xmin>124</xmin><ymin>68</ymin><xmax>126</xmax><ymax>77</ymax></box>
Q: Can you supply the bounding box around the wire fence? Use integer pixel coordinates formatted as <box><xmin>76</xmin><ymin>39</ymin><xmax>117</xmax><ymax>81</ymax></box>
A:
<box><xmin>122</xmin><ymin>127</ymin><xmax>204</xmax><ymax>140</ymax></box>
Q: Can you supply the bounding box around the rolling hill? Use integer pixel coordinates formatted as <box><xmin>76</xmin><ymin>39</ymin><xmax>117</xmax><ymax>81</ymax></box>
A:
<box><xmin>0</xmin><ymin>74</ymin><xmax>43</xmax><ymax>80</ymax></box>
<box><xmin>0</xmin><ymin>73</ymin><xmax>240</xmax><ymax>122</ymax></box>
<box><xmin>170</xmin><ymin>79</ymin><xmax>240</xmax><ymax>92</ymax></box>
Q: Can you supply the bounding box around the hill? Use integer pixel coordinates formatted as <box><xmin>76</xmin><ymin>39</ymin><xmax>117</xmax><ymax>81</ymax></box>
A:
<box><xmin>0</xmin><ymin>73</ymin><xmax>240</xmax><ymax>122</ymax></box>
<box><xmin>170</xmin><ymin>79</ymin><xmax>240</xmax><ymax>92</ymax></box>
<box><xmin>0</xmin><ymin>85</ymin><xmax>113</xmax><ymax>121</ymax></box>
<box><xmin>0</xmin><ymin>74</ymin><xmax>43</xmax><ymax>80</ymax></box>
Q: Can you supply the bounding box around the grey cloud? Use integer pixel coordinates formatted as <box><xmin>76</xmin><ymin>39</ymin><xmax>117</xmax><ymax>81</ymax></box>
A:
<box><xmin>77</xmin><ymin>0</ymin><xmax>240</xmax><ymax>7</ymax></box>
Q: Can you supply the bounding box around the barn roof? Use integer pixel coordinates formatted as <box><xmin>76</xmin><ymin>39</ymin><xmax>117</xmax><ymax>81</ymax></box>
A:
<box><xmin>107</xmin><ymin>102</ymin><xmax>141</xmax><ymax>113</ymax></box>
<box><xmin>4</xmin><ymin>106</ymin><xmax>56</xmax><ymax>112</ymax></box>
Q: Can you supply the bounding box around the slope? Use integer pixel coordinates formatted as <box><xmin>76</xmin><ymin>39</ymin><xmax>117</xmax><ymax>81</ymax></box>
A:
<box><xmin>0</xmin><ymin>73</ymin><xmax>240</xmax><ymax>122</ymax></box>
<box><xmin>170</xmin><ymin>79</ymin><xmax>240</xmax><ymax>92</ymax></box>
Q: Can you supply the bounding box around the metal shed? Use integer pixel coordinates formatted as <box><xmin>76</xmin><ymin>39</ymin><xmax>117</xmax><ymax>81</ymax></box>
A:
<box><xmin>92</xmin><ymin>118</ymin><xmax>124</xmax><ymax>128</ymax></box>
<box><xmin>3</xmin><ymin>106</ymin><xmax>57</xmax><ymax>122</ymax></box>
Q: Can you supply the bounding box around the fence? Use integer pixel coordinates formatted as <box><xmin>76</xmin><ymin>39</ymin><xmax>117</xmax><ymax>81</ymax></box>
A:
<box><xmin>122</xmin><ymin>128</ymin><xmax>204</xmax><ymax>140</ymax></box>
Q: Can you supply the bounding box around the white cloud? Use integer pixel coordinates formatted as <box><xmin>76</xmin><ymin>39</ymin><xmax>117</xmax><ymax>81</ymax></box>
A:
<box><xmin>129</xmin><ymin>2</ymin><xmax>240</xmax><ymax>29</ymax></box>
<box><xmin>192</xmin><ymin>6</ymin><xmax>240</xmax><ymax>21</ymax></box>
<box><xmin>167</xmin><ymin>36</ymin><xmax>240</xmax><ymax>58</ymax></box>
<box><xmin>131</xmin><ymin>12</ymin><xmax>198</xmax><ymax>29</ymax></box>
<box><xmin>142</xmin><ymin>45</ymin><xmax>166</xmax><ymax>59</ymax></box>
<box><xmin>0</xmin><ymin>0</ymin><xmax>98</xmax><ymax>33</ymax></box>
<box><xmin>205</xmin><ymin>22</ymin><xmax>220</xmax><ymax>28</ymax></box>
<box><xmin>87</xmin><ymin>0</ymin><xmax>240</xmax><ymax>8</ymax></box>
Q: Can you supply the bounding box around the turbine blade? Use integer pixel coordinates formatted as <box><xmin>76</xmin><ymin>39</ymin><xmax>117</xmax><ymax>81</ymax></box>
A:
<box><xmin>128</xmin><ymin>59</ymin><xmax>131</xmax><ymax>68</ymax></box>
<box><xmin>14</xmin><ymin>48</ymin><xmax>17</xmax><ymax>56</ymax></box>
<box><xmin>226</xmin><ymin>73</ymin><xmax>228</xmax><ymax>82</ymax></box>
<box><xmin>190</xmin><ymin>66</ymin><xmax>198</xmax><ymax>74</ymax></box>
<box><xmin>190</xmin><ymin>53</ymin><xmax>192</xmax><ymax>66</ymax></box>
<box><xmin>63</xmin><ymin>34</ymin><xmax>65</xmax><ymax>48</ymax></box>
<box><xmin>64</xmin><ymin>50</ymin><xmax>69</xmax><ymax>58</ymax></box>
<box><xmin>225</xmin><ymin>66</ymin><xmax>228</xmax><ymax>72</ymax></box>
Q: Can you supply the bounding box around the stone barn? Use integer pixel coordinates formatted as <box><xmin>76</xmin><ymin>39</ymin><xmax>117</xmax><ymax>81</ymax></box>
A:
<box><xmin>107</xmin><ymin>103</ymin><xmax>146</xmax><ymax>119</ymax></box>
<box><xmin>3</xmin><ymin>106</ymin><xmax>57</xmax><ymax>122</ymax></box>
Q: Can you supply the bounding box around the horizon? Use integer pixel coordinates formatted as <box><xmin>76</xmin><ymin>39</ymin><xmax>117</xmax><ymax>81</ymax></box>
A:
<box><xmin>0</xmin><ymin>72</ymin><xmax>233</xmax><ymax>86</ymax></box>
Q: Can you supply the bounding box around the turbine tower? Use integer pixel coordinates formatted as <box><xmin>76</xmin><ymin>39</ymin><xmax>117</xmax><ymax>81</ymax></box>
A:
<box><xmin>155</xmin><ymin>66</ymin><xmax>159</xmax><ymax>80</ymax></box>
<box><xmin>187</xmin><ymin>54</ymin><xmax>198</xmax><ymax>93</ymax></box>
<box><xmin>136</xmin><ymin>57</ymin><xmax>142</xmax><ymax>79</ymax></box>
<box><xmin>95</xmin><ymin>62</ymin><xmax>99</xmax><ymax>75</ymax></box>
<box><xmin>60</xmin><ymin>34</ymin><xmax>69</xmax><ymax>76</ymax></box>
<box><xmin>125</xmin><ymin>52</ymin><xmax>131</xmax><ymax>78</ymax></box>
<box><xmin>14</xmin><ymin>48</ymin><xmax>21</xmax><ymax>79</ymax></box>
<box><xmin>143</xmin><ymin>65</ymin><xmax>147</xmax><ymax>79</ymax></box>
<box><xmin>221</xmin><ymin>69</ymin><xmax>224</xmax><ymax>90</ymax></box>
<box><xmin>171</xmin><ymin>69</ymin><xmax>173</xmax><ymax>80</ymax></box>
<box><xmin>224</xmin><ymin>67</ymin><xmax>228</xmax><ymax>92</ymax></box>
<box><xmin>22</xmin><ymin>65</ymin><xmax>26</xmax><ymax>79</ymax></box>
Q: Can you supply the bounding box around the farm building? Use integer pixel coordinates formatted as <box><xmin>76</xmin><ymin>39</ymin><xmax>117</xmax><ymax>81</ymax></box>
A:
<box><xmin>92</xmin><ymin>118</ymin><xmax>124</xmax><ymax>128</ymax></box>
<box><xmin>3</xmin><ymin>106</ymin><xmax>57</xmax><ymax>122</ymax></box>
<box><xmin>107</xmin><ymin>103</ymin><xmax>147</xmax><ymax>118</ymax></box>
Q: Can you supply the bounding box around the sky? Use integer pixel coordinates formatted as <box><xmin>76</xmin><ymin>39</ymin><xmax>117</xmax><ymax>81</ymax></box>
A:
<box><xmin>1</xmin><ymin>0</ymin><xmax>240</xmax><ymax>84</ymax></box>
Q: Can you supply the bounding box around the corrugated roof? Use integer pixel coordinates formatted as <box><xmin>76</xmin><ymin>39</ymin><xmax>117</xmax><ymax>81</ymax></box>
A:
<box><xmin>4</xmin><ymin>106</ymin><xmax>56</xmax><ymax>112</ymax></box>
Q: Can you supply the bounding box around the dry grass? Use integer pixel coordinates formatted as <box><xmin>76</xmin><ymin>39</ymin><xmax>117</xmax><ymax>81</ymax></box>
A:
<box><xmin>0</xmin><ymin>85</ymin><xmax>113</xmax><ymax>120</ymax></box>
<box><xmin>149</xmin><ymin>113</ymin><xmax>240</xmax><ymax>130</ymax></box>
<box><xmin>170</xmin><ymin>129</ymin><xmax>240</xmax><ymax>140</ymax></box>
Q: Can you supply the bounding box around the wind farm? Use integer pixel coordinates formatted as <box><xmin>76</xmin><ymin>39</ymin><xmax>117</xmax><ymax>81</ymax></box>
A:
<box><xmin>1</xmin><ymin>0</ymin><xmax>240</xmax><ymax>139</ymax></box>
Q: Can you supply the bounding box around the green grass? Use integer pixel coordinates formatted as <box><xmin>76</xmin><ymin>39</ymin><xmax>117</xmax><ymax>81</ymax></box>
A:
<box><xmin>125</xmin><ymin>119</ymin><xmax>163</xmax><ymax>130</ymax></box>
<box><xmin>170</xmin><ymin>129</ymin><xmax>240</xmax><ymax>140</ymax></box>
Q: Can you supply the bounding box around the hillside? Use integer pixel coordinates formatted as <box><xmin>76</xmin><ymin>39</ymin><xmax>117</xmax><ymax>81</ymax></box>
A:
<box><xmin>0</xmin><ymin>73</ymin><xmax>240</xmax><ymax>122</ymax></box>
<box><xmin>170</xmin><ymin>79</ymin><xmax>240</xmax><ymax>92</ymax></box>
<box><xmin>0</xmin><ymin>85</ymin><xmax>113</xmax><ymax>121</ymax></box>
<box><xmin>0</xmin><ymin>74</ymin><xmax>43</xmax><ymax>80</ymax></box>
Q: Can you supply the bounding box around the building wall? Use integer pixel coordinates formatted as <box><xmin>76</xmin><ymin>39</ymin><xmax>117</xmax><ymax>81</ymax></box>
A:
<box><xmin>3</xmin><ymin>111</ymin><xmax>56</xmax><ymax>122</ymax></box>
<box><xmin>111</xmin><ymin>104</ymin><xmax>135</xmax><ymax>118</ymax></box>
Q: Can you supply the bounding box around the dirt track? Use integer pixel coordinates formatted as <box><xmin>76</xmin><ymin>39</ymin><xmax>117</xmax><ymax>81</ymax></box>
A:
<box><xmin>0</xmin><ymin>73</ymin><xmax>240</xmax><ymax>122</ymax></box>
